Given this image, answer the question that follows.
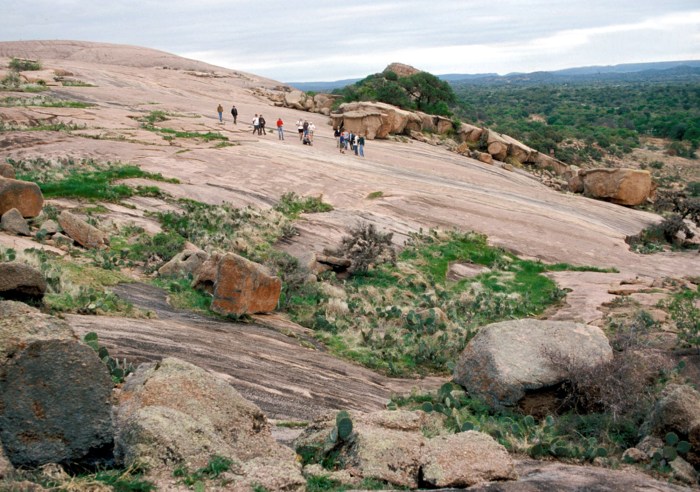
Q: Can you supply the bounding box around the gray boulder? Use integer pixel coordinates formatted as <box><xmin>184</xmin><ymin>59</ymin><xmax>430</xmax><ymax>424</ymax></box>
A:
<box><xmin>646</xmin><ymin>384</ymin><xmax>700</xmax><ymax>438</ymax></box>
<box><xmin>113</xmin><ymin>357</ymin><xmax>301</xmax><ymax>484</ymax></box>
<box><xmin>39</xmin><ymin>219</ymin><xmax>59</xmax><ymax>235</ymax></box>
<box><xmin>1</xmin><ymin>208</ymin><xmax>31</xmax><ymax>235</ymax></box>
<box><xmin>57</xmin><ymin>210</ymin><xmax>106</xmax><ymax>249</ymax></box>
<box><xmin>0</xmin><ymin>163</ymin><xmax>15</xmax><ymax>179</ymax></box>
<box><xmin>0</xmin><ymin>339</ymin><xmax>114</xmax><ymax>468</ymax></box>
<box><xmin>453</xmin><ymin>319</ymin><xmax>613</xmax><ymax>407</ymax></box>
<box><xmin>158</xmin><ymin>249</ymin><xmax>209</xmax><ymax>278</ymax></box>
<box><xmin>0</xmin><ymin>262</ymin><xmax>47</xmax><ymax>303</ymax></box>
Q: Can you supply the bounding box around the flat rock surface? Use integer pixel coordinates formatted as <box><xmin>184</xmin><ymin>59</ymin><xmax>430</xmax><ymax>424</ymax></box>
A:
<box><xmin>67</xmin><ymin>282</ymin><xmax>444</xmax><ymax>421</ymax></box>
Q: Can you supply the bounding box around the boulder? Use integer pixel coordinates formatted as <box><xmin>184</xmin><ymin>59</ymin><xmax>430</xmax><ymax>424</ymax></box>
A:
<box><xmin>531</xmin><ymin>152</ymin><xmax>570</xmax><ymax>176</ymax></box>
<box><xmin>435</xmin><ymin>116</ymin><xmax>454</xmax><ymax>134</ymax></box>
<box><xmin>39</xmin><ymin>219</ymin><xmax>59</xmax><ymax>235</ymax></box>
<box><xmin>669</xmin><ymin>456</ymin><xmax>698</xmax><ymax>486</ymax></box>
<box><xmin>158</xmin><ymin>249</ymin><xmax>209</xmax><ymax>278</ymax></box>
<box><xmin>114</xmin><ymin>358</ymin><xmax>299</xmax><ymax>478</ymax></box>
<box><xmin>0</xmin><ymin>300</ymin><xmax>75</xmax><ymax>364</ymax></box>
<box><xmin>485</xmin><ymin>130</ymin><xmax>509</xmax><ymax>161</ymax></box>
<box><xmin>421</xmin><ymin>431</ymin><xmax>517</xmax><ymax>488</ymax></box>
<box><xmin>0</xmin><ymin>262</ymin><xmax>47</xmax><ymax>303</ymax></box>
<box><xmin>1</xmin><ymin>208</ymin><xmax>31</xmax><ymax>235</ymax></box>
<box><xmin>645</xmin><ymin>384</ymin><xmax>700</xmax><ymax>440</ymax></box>
<box><xmin>284</xmin><ymin>90</ymin><xmax>307</xmax><ymax>110</ymax></box>
<box><xmin>211</xmin><ymin>253</ymin><xmax>281</xmax><ymax>315</ymax></box>
<box><xmin>191</xmin><ymin>251</ymin><xmax>223</xmax><ymax>293</ymax></box>
<box><xmin>0</xmin><ymin>163</ymin><xmax>15</xmax><ymax>179</ymax></box>
<box><xmin>474</xmin><ymin>151</ymin><xmax>493</xmax><ymax>165</ymax></box>
<box><xmin>57</xmin><ymin>210</ymin><xmax>106</xmax><ymax>249</ymax></box>
<box><xmin>0</xmin><ymin>176</ymin><xmax>43</xmax><ymax>217</ymax></box>
<box><xmin>0</xmin><ymin>339</ymin><xmax>114</xmax><ymax>468</ymax></box>
<box><xmin>580</xmin><ymin>168</ymin><xmax>655</xmax><ymax>206</ymax></box>
<box><xmin>384</xmin><ymin>62</ymin><xmax>420</xmax><ymax>78</ymax></box>
<box><xmin>453</xmin><ymin>319</ymin><xmax>613</xmax><ymax>408</ymax></box>
<box><xmin>458</xmin><ymin>122</ymin><xmax>484</xmax><ymax>143</ymax></box>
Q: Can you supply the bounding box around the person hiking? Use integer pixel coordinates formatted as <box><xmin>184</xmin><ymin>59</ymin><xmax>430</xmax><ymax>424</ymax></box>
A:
<box><xmin>302</xmin><ymin>120</ymin><xmax>309</xmax><ymax>142</ymax></box>
<box><xmin>230</xmin><ymin>105</ymin><xmax>238</xmax><ymax>124</ymax></box>
<box><xmin>258</xmin><ymin>115</ymin><xmax>267</xmax><ymax>135</ymax></box>
<box><xmin>276</xmin><ymin>117</ymin><xmax>284</xmax><ymax>140</ymax></box>
<box><xmin>216</xmin><ymin>104</ymin><xmax>223</xmax><ymax>123</ymax></box>
<box><xmin>252</xmin><ymin>114</ymin><xmax>259</xmax><ymax>134</ymax></box>
<box><xmin>358</xmin><ymin>134</ymin><xmax>365</xmax><ymax>157</ymax></box>
<box><xmin>296</xmin><ymin>118</ymin><xmax>304</xmax><ymax>141</ymax></box>
<box><xmin>308</xmin><ymin>122</ymin><xmax>316</xmax><ymax>143</ymax></box>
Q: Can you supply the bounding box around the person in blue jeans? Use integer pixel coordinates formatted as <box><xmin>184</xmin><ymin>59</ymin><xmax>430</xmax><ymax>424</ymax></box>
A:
<box><xmin>358</xmin><ymin>134</ymin><xmax>365</xmax><ymax>157</ymax></box>
<box><xmin>216</xmin><ymin>104</ymin><xmax>223</xmax><ymax>123</ymax></box>
<box><xmin>276</xmin><ymin>118</ymin><xmax>284</xmax><ymax>140</ymax></box>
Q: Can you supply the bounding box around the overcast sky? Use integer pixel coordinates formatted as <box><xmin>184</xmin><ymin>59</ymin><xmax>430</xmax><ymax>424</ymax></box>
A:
<box><xmin>3</xmin><ymin>0</ymin><xmax>700</xmax><ymax>81</ymax></box>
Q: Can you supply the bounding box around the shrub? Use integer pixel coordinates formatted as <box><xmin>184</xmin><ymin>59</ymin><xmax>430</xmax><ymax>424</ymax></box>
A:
<box><xmin>331</xmin><ymin>222</ymin><xmax>395</xmax><ymax>273</ymax></box>
<box><xmin>666</xmin><ymin>287</ymin><xmax>700</xmax><ymax>352</ymax></box>
<box><xmin>274</xmin><ymin>192</ymin><xmax>333</xmax><ymax>218</ymax></box>
<box><xmin>9</xmin><ymin>57</ymin><xmax>41</xmax><ymax>71</ymax></box>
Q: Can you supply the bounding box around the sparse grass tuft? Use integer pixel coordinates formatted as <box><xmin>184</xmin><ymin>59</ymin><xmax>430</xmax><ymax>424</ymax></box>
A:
<box><xmin>274</xmin><ymin>192</ymin><xmax>333</xmax><ymax>219</ymax></box>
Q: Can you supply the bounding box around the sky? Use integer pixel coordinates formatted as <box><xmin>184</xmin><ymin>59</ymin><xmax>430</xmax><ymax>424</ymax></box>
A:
<box><xmin>3</xmin><ymin>0</ymin><xmax>700</xmax><ymax>82</ymax></box>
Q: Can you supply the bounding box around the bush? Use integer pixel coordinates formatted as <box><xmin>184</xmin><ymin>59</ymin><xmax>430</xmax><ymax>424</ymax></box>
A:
<box><xmin>9</xmin><ymin>58</ymin><xmax>41</xmax><ymax>71</ymax></box>
<box><xmin>331</xmin><ymin>222</ymin><xmax>395</xmax><ymax>273</ymax></box>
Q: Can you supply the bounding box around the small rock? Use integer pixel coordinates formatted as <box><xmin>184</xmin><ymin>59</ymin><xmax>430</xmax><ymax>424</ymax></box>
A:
<box><xmin>1</xmin><ymin>208</ymin><xmax>31</xmax><ymax>235</ymax></box>
<box><xmin>0</xmin><ymin>163</ymin><xmax>15</xmax><ymax>179</ymax></box>
<box><xmin>52</xmin><ymin>232</ymin><xmax>73</xmax><ymax>247</ymax></box>
<box><xmin>0</xmin><ymin>262</ymin><xmax>47</xmax><ymax>302</ymax></box>
<box><xmin>39</xmin><ymin>219</ymin><xmax>59</xmax><ymax>235</ymax></box>
<box><xmin>57</xmin><ymin>210</ymin><xmax>106</xmax><ymax>249</ymax></box>
<box><xmin>670</xmin><ymin>456</ymin><xmax>698</xmax><ymax>485</ymax></box>
<box><xmin>622</xmin><ymin>447</ymin><xmax>648</xmax><ymax>463</ymax></box>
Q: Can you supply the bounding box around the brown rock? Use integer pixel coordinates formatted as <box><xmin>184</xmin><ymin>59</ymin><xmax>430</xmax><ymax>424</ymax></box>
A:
<box><xmin>0</xmin><ymin>176</ymin><xmax>43</xmax><ymax>217</ymax></box>
<box><xmin>475</xmin><ymin>151</ymin><xmax>493</xmax><ymax>165</ymax></box>
<box><xmin>0</xmin><ymin>262</ymin><xmax>47</xmax><ymax>302</ymax></box>
<box><xmin>421</xmin><ymin>431</ymin><xmax>517</xmax><ymax>487</ymax></box>
<box><xmin>0</xmin><ymin>163</ymin><xmax>15</xmax><ymax>179</ymax></box>
<box><xmin>57</xmin><ymin>210</ymin><xmax>106</xmax><ymax>249</ymax></box>
<box><xmin>1</xmin><ymin>208</ymin><xmax>31</xmax><ymax>235</ymax></box>
<box><xmin>580</xmin><ymin>168</ymin><xmax>655</xmax><ymax>206</ymax></box>
<box><xmin>211</xmin><ymin>253</ymin><xmax>281</xmax><ymax>315</ymax></box>
<box><xmin>384</xmin><ymin>62</ymin><xmax>420</xmax><ymax>78</ymax></box>
<box><xmin>646</xmin><ymin>384</ymin><xmax>700</xmax><ymax>440</ymax></box>
<box><xmin>191</xmin><ymin>251</ymin><xmax>223</xmax><ymax>293</ymax></box>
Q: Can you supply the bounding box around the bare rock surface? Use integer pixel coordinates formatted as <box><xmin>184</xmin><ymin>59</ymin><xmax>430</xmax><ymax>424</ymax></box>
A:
<box><xmin>467</xmin><ymin>458</ymin><xmax>693</xmax><ymax>491</ymax></box>
<box><xmin>67</xmin><ymin>282</ymin><xmax>444</xmax><ymax>421</ymax></box>
<box><xmin>453</xmin><ymin>319</ymin><xmax>613</xmax><ymax>408</ymax></box>
<box><xmin>0</xmin><ymin>262</ymin><xmax>46</xmax><ymax>302</ymax></box>
<box><xmin>0</xmin><ymin>339</ymin><xmax>113</xmax><ymax>468</ymax></box>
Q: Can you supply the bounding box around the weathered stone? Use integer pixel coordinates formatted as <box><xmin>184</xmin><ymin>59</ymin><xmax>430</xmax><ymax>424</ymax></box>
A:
<box><xmin>453</xmin><ymin>319</ymin><xmax>613</xmax><ymax>407</ymax></box>
<box><xmin>384</xmin><ymin>62</ymin><xmax>420</xmax><ymax>78</ymax></box>
<box><xmin>669</xmin><ymin>456</ymin><xmax>698</xmax><ymax>486</ymax></box>
<box><xmin>622</xmin><ymin>447</ymin><xmax>648</xmax><ymax>463</ymax></box>
<box><xmin>284</xmin><ymin>90</ymin><xmax>307</xmax><ymax>110</ymax></box>
<box><xmin>0</xmin><ymin>163</ymin><xmax>15</xmax><ymax>179</ymax></box>
<box><xmin>39</xmin><ymin>219</ymin><xmax>59</xmax><ymax>235</ymax></box>
<box><xmin>0</xmin><ymin>445</ymin><xmax>13</xmax><ymax>479</ymax></box>
<box><xmin>158</xmin><ymin>249</ymin><xmax>209</xmax><ymax>278</ymax></box>
<box><xmin>114</xmin><ymin>358</ymin><xmax>296</xmax><ymax>471</ymax></box>
<box><xmin>57</xmin><ymin>210</ymin><xmax>106</xmax><ymax>249</ymax></box>
<box><xmin>646</xmin><ymin>384</ymin><xmax>700</xmax><ymax>440</ymax></box>
<box><xmin>0</xmin><ymin>339</ymin><xmax>114</xmax><ymax>468</ymax></box>
<box><xmin>0</xmin><ymin>262</ymin><xmax>47</xmax><ymax>302</ymax></box>
<box><xmin>51</xmin><ymin>232</ymin><xmax>73</xmax><ymax>247</ymax></box>
<box><xmin>475</xmin><ymin>151</ymin><xmax>493</xmax><ymax>165</ymax></box>
<box><xmin>0</xmin><ymin>301</ymin><xmax>75</xmax><ymax>364</ymax></box>
<box><xmin>191</xmin><ymin>251</ymin><xmax>223</xmax><ymax>293</ymax></box>
<box><xmin>421</xmin><ymin>431</ymin><xmax>517</xmax><ymax>488</ymax></box>
<box><xmin>580</xmin><ymin>168</ymin><xmax>655</xmax><ymax>206</ymax></box>
<box><xmin>0</xmin><ymin>176</ymin><xmax>43</xmax><ymax>217</ymax></box>
<box><xmin>237</xmin><ymin>456</ymin><xmax>306</xmax><ymax>491</ymax></box>
<box><xmin>211</xmin><ymin>253</ymin><xmax>281</xmax><ymax>315</ymax></box>
<box><xmin>1</xmin><ymin>208</ymin><xmax>31</xmax><ymax>235</ymax></box>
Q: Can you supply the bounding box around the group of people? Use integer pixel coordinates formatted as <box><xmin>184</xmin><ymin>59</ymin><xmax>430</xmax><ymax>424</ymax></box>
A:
<box><xmin>215</xmin><ymin>104</ymin><xmax>366</xmax><ymax>156</ymax></box>
<box><xmin>336</xmin><ymin>129</ymin><xmax>365</xmax><ymax>157</ymax></box>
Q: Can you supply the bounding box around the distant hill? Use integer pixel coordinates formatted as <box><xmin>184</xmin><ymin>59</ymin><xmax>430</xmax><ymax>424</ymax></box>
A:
<box><xmin>287</xmin><ymin>60</ymin><xmax>700</xmax><ymax>92</ymax></box>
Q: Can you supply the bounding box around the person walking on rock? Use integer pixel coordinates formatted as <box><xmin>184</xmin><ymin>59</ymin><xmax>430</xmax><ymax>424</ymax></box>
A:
<box><xmin>217</xmin><ymin>104</ymin><xmax>223</xmax><ymax>123</ymax></box>
<box><xmin>276</xmin><ymin>117</ymin><xmax>284</xmax><ymax>140</ymax></box>
<box><xmin>258</xmin><ymin>115</ymin><xmax>267</xmax><ymax>135</ymax></box>
<box><xmin>358</xmin><ymin>134</ymin><xmax>365</xmax><ymax>157</ymax></box>
<box><xmin>296</xmin><ymin>118</ymin><xmax>304</xmax><ymax>141</ymax></box>
<box><xmin>252</xmin><ymin>114</ymin><xmax>259</xmax><ymax>134</ymax></box>
<box><xmin>308</xmin><ymin>122</ymin><xmax>316</xmax><ymax>143</ymax></box>
<box><xmin>231</xmin><ymin>105</ymin><xmax>238</xmax><ymax>124</ymax></box>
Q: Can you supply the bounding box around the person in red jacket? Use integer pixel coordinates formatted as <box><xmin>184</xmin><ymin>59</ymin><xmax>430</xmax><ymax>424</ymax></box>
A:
<box><xmin>276</xmin><ymin>118</ymin><xmax>284</xmax><ymax>140</ymax></box>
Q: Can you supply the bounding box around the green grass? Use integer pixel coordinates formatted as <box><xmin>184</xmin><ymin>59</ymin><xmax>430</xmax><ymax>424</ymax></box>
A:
<box><xmin>9</xmin><ymin>57</ymin><xmax>41</xmax><ymax>71</ymax></box>
<box><xmin>0</xmin><ymin>96</ymin><xmax>95</xmax><ymax>108</ymax></box>
<box><xmin>366</xmin><ymin>191</ymin><xmax>384</xmax><ymax>199</ymax></box>
<box><xmin>61</xmin><ymin>79</ymin><xmax>95</xmax><ymax>87</ymax></box>
<box><xmin>153</xmin><ymin>276</ymin><xmax>215</xmax><ymax>315</ymax></box>
<box><xmin>142</xmin><ymin>122</ymin><xmax>228</xmax><ymax>142</ymax></box>
<box><xmin>274</xmin><ymin>192</ymin><xmax>334</xmax><ymax>219</ymax></box>
<box><xmin>13</xmin><ymin>158</ymin><xmax>179</xmax><ymax>202</ymax></box>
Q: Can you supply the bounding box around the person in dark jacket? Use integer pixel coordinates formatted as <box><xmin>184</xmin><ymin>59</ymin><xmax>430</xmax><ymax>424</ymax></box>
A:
<box><xmin>231</xmin><ymin>105</ymin><xmax>238</xmax><ymax>124</ymax></box>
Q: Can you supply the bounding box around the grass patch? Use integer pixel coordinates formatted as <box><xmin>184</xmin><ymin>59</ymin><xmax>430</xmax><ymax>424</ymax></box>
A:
<box><xmin>173</xmin><ymin>455</ymin><xmax>233</xmax><ymax>489</ymax></box>
<box><xmin>11</xmin><ymin>157</ymin><xmax>178</xmax><ymax>202</ymax></box>
<box><xmin>140</xmin><ymin>116</ymin><xmax>229</xmax><ymax>142</ymax></box>
<box><xmin>61</xmin><ymin>79</ymin><xmax>96</xmax><ymax>87</ymax></box>
<box><xmin>366</xmin><ymin>191</ymin><xmax>384</xmax><ymax>199</ymax></box>
<box><xmin>0</xmin><ymin>96</ymin><xmax>94</xmax><ymax>108</ymax></box>
<box><xmin>274</xmin><ymin>191</ymin><xmax>334</xmax><ymax>219</ymax></box>
<box><xmin>9</xmin><ymin>57</ymin><xmax>41</xmax><ymax>71</ymax></box>
<box><xmin>153</xmin><ymin>276</ymin><xmax>214</xmax><ymax>315</ymax></box>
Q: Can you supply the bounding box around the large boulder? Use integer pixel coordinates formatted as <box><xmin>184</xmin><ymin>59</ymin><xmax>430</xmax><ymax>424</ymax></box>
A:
<box><xmin>0</xmin><ymin>339</ymin><xmax>114</xmax><ymax>468</ymax></box>
<box><xmin>57</xmin><ymin>210</ymin><xmax>106</xmax><ymax>249</ymax></box>
<box><xmin>421</xmin><ymin>431</ymin><xmax>517</xmax><ymax>488</ymax></box>
<box><xmin>453</xmin><ymin>319</ymin><xmax>613</xmax><ymax>408</ymax></box>
<box><xmin>1</xmin><ymin>207</ymin><xmax>31</xmax><ymax>235</ymax></box>
<box><xmin>0</xmin><ymin>445</ymin><xmax>13</xmax><ymax>479</ymax></box>
<box><xmin>645</xmin><ymin>384</ymin><xmax>700</xmax><ymax>440</ymax></box>
<box><xmin>284</xmin><ymin>90</ymin><xmax>307</xmax><ymax>110</ymax></box>
<box><xmin>211</xmin><ymin>252</ymin><xmax>281</xmax><ymax>315</ymax></box>
<box><xmin>458</xmin><ymin>122</ymin><xmax>484</xmax><ymax>143</ymax></box>
<box><xmin>113</xmin><ymin>357</ymin><xmax>301</xmax><ymax>483</ymax></box>
<box><xmin>0</xmin><ymin>300</ymin><xmax>75</xmax><ymax>363</ymax></box>
<box><xmin>0</xmin><ymin>262</ymin><xmax>47</xmax><ymax>303</ymax></box>
<box><xmin>0</xmin><ymin>176</ymin><xmax>43</xmax><ymax>218</ymax></box>
<box><xmin>580</xmin><ymin>168</ymin><xmax>655</xmax><ymax>206</ymax></box>
<box><xmin>0</xmin><ymin>163</ymin><xmax>15</xmax><ymax>179</ymax></box>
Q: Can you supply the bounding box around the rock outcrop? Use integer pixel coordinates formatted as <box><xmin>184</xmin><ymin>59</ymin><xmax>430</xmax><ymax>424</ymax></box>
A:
<box><xmin>0</xmin><ymin>262</ymin><xmax>47</xmax><ymax>302</ymax></box>
<box><xmin>0</xmin><ymin>176</ymin><xmax>43</xmax><ymax>217</ymax></box>
<box><xmin>295</xmin><ymin>410</ymin><xmax>516</xmax><ymax>489</ymax></box>
<box><xmin>57</xmin><ymin>210</ymin><xmax>106</xmax><ymax>249</ymax></box>
<box><xmin>158</xmin><ymin>249</ymin><xmax>209</xmax><ymax>277</ymax></box>
<box><xmin>211</xmin><ymin>252</ymin><xmax>281</xmax><ymax>315</ymax></box>
<box><xmin>453</xmin><ymin>319</ymin><xmax>613</xmax><ymax>408</ymax></box>
<box><xmin>114</xmin><ymin>357</ymin><xmax>303</xmax><ymax>487</ymax></box>
<box><xmin>580</xmin><ymin>168</ymin><xmax>656</xmax><ymax>206</ymax></box>
<box><xmin>0</xmin><ymin>339</ymin><xmax>114</xmax><ymax>468</ymax></box>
